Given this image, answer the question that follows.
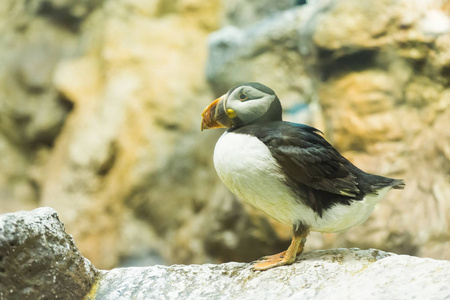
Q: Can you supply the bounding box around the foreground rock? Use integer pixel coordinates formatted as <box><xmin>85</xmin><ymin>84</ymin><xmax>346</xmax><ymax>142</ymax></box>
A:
<box><xmin>0</xmin><ymin>207</ymin><xmax>97</xmax><ymax>300</ymax></box>
<box><xmin>88</xmin><ymin>248</ymin><xmax>450</xmax><ymax>300</ymax></box>
<box><xmin>1</xmin><ymin>208</ymin><xmax>450</xmax><ymax>299</ymax></box>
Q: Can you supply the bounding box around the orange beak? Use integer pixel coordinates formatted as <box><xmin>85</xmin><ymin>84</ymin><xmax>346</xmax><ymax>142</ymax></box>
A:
<box><xmin>201</xmin><ymin>96</ymin><xmax>233</xmax><ymax>131</ymax></box>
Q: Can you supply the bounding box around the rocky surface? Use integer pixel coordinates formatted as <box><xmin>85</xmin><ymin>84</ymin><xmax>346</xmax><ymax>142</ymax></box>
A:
<box><xmin>2</xmin><ymin>207</ymin><xmax>450</xmax><ymax>300</ymax></box>
<box><xmin>89</xmin><ymin>249</ymin><xmax>450</xmax><ymax>300</ymax></box>
<box><xmin>0</xmin><ymin>207</ymin><xmax>97</xmax><ymax>300</ymax></box>
<box><xmin>0</xmin><ymin>0</ymin><xmax>449</xmax><ymax>271</ymax></box>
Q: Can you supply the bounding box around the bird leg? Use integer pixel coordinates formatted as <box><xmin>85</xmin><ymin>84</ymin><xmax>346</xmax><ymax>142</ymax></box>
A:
<box><xmin>253</xmin><ymin>224</ymin><xmax>310</xmax><ymax>271</ymax></box>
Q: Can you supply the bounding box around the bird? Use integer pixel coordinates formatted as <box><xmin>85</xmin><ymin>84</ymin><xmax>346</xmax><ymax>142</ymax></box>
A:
<box><xmin>201</xmin><ymin>82</ymin><xmax>405</xmax><ymax>271</ymax></box>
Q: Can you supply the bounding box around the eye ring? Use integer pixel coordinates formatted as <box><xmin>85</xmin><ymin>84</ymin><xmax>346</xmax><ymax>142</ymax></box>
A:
<box><xmin>239</xmin><ymin>92</ymin><xmax>247</xmax><ymax>101</ymax></box>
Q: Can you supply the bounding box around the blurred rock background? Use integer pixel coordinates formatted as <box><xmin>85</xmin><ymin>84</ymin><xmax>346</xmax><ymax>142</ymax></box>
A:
<box><xmin>0</xmin><ymin>0</ymin><xmax>449</xmax><ymax>269</ymax></box>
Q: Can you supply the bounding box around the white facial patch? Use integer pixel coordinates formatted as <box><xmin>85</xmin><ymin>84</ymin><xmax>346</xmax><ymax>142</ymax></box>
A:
<box><xmin>225</xmin><ymin>87</ymin><xmax>274</xmax><ymax>124</ymax></box>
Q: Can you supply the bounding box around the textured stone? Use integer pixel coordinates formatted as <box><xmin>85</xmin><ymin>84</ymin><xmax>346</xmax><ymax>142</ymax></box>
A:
<box><xmin>87</xmin><ymin>248</ymin><xmax>450</xmax><ymax>300</ymax></box>
<box><xmin>220</xmin><ymin>0</ymin><xmax>299</xmax><ymax>28</ymax></box>
<box><xmin>0</xmin><ymin>0</ymin><xmax>79</xmax><ymax>214</ymax></box>
<box><xmin>0</xmin><ymin>207</ymin><xmax>97</xmax><ymax>300</ymax></box>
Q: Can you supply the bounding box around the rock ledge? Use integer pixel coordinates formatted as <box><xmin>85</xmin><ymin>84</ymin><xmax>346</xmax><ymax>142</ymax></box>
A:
<box><xmin>88</xmin><ymin>248</ymin><xmax>450</xmax><ymax>300</ymax></box>
<box><xmin>2</xmin><ymin>208</ymin><xmax>450</xmax><ymax>300</ymax></box>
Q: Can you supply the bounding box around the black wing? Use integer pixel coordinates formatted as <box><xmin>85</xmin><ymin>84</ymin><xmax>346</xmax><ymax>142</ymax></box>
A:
<box><xmin>260</xmin><ymin>123</ymin><xmax>360</xmax><ymax>196</ymax></box>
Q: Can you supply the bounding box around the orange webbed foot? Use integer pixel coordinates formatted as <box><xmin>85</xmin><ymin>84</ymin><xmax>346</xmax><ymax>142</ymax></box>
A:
<box><xmin>253</xmin><ymin>250</ymin><xmax>295</xmax><ymax>271</ymax></box>
<box><xmin>253</xmin><ymin>225</ymin><xmax>310</xmax><ymax>271</ymax></box>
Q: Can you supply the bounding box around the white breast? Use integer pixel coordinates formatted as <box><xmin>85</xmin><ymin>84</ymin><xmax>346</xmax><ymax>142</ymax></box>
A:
<box><xmin>214</xmin><ymin>131</ymin><xmax>316</xmax><ymax>226</ymax></box>
<box><xmin>213</xmin><ymin>131</ymin><xmax>387</xmax><ymax>232</ymax></box>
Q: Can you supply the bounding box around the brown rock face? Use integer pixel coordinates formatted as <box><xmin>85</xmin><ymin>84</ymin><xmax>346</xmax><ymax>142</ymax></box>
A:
<box><xmin>38</xmin><ymin>0</ymin><xmax>226</xmax><ymax>268</ymax></box>
<box><xmin>1</xmin><ymin>0</ymin><xmax>449</xmax><ymax>270</ymax></box>
<box><xmin>309</xmin><ymin>0</ymin><xmax>450</xmax><ymax>259</ymax></box>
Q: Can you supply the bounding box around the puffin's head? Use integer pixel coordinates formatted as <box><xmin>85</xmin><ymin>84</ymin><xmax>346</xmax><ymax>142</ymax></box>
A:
<box><xmin>201</xmin><ymin>82</ymin><xmax>282</xmax><ymax>131</ymax></box>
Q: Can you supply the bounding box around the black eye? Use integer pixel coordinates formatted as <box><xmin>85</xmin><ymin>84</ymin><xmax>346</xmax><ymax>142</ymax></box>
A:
<box><xmin>239</xmin><ymin>92</ymin><xmax>247</xmax><ymax>101</ymax></box>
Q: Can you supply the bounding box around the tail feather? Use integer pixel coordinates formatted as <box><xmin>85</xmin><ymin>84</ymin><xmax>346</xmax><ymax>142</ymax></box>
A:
<box><xmin>391</xmin><ymin>179</ymin><xmax>405</xmax><ymax>189</ymax></box>
<box><xmin>369</xmin><ymin>176</ymin><xmax>405</xmax><ymax>191</ymax></box>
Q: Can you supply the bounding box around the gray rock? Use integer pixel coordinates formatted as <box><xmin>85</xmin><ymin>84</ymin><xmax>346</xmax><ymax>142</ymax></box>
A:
<box><xmin>221</xmin><ymin>0</ymin><xmax>300</xmax><ymax>29</ymax></box>
<box><xmin>88</xmin><ymin>248</ymin><xmax>450</xmax><ymax>300</ymax></box>
<box><xmin>0</xmin><ymin>207</ymin><xmax>97</xmax><ymax>300</ymax></box>
<box><xmin>207</xmin><ymin>7</ymin><xmax>308</xmax><ymax>94</ymax></box>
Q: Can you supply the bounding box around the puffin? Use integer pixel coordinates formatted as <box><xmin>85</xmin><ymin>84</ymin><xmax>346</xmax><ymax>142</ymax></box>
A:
<box><xmin>201</xmin><ymin>82</ymin><xmax>405</xmax><ymax>271</ymax></box>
